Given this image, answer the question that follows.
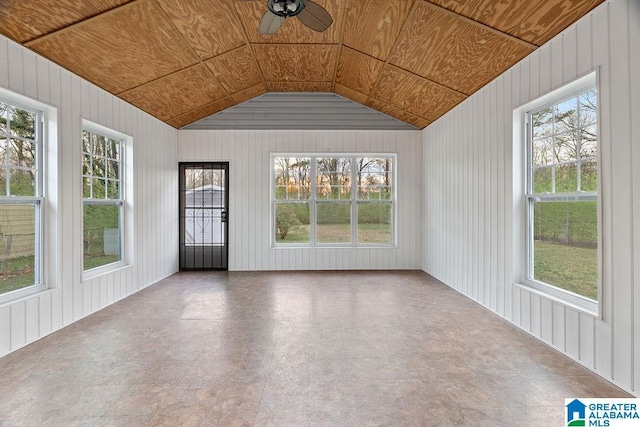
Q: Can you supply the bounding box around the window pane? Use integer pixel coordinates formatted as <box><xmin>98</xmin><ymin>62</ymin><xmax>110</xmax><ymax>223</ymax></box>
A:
<box><xmin>92</xmin><ymin>133</ymin><xmax>105</xmax><ymax>157</ymax></box>
<box><xmin>358</xmin><ymin>203</ymin><xmax>392</xmax><ymax>244</ymax></box>
<box><xmin>83</xmin><ymin>154</ymin><xmax>91</xmax><ymax>176</ymax></box>
<box><xmin>553</xmin><ymin>131</ymin><xmax>578</xmax><ymax>163</ymax></box>
<box><xmin>554</xmin><ymin>97</ymin><xmax>577</xmax><ymax>133</ymax></box>
<box><xmin>357</xmin><ymin>158</ymin><xmax>393</xmax><ymax>200</ymax></box>
<box><xmin>555</xmin><ymin>163</ymin><xmax>578</xmax><ymax>193</ymax></box>
<box><xmin>9</xmin><ymin>139</ymin><xmax>36</xmax><ymax>168</ymax></box>
<box><xmin>106</xmin><ymin>158</ymin><xmax>119</xmax><ymax>180</ymax></box>
<box><xmin>316</xmin><ymin>203</ymin><xmax>351</xmax><ymax>243</ymax></box>
<box><xmin>533</xmin><ymin>166</ymin><xmax>553</xmax><ymax>194</ymax></box>
<box><xmin>83</xmin><ymin>203</ymin><xmax>121</xmax><ymax>270</ymax></box>
<box><xmin>532</xmin><ymin>107</ymin><xmax>552</xmax><ymax>139</ymax></box>
<box><xmin>531</xmin><ymin>200</ymin><xmax>597</xmax><ymax>300</ymax></box>
<box><xmin>275</xmin><ymin>203</ymin><xmax>310</xmax><ymax>243</ymax></box>
<box><xmin>82</xmin><ymin>130</ymin><xmax>91</xmax><ymax>154</ymax></box>
<box><xmin>82</xmin><ymin>176</ymin><xmax>91</xmax><ymax>198</ymax></box>
<box><xmin>92</xmin><ymin>156</ymin><xmax>105</xmax><ymax>178</ymax></box>
<box><xmin>316</xmin><ymin>158</ymin><xmax>351</xmax><ymax>200</ymax></box>
<box><xmin>274</xmin><ymin>157</ymin><xmax>311</xmax><ymax>200</ymax></box>
<box><xmin>107</xmin><ymin>139</ymin><xmax>120</xmax><ymax>160</ymax></box>
<box><xmin>0</xmin><ymin>204</ymin><xmax>36</xmax><ymax>295</ymax></box>
<box><xmin>579</xmin><ymin>90</ymin><xmax>597</xmax><ymax>126</ymax></box>
<box><xmin>92</xmin><ymin>178</ymin><xmax>105</xmax><ymax>199</ymax></box>
<box><xmin>9</xmin><ymin>107</ymin><xmax>35</xmax><ymax>139</ymax></box>
<box><xmin>107</xmin><ymin>179</ymin><xmax>119</xmax><ymax>199</ymax></box>
<box><xmin>532</xmin><ymin>138</ymin><xmax>553</xmax><ymax>167</ymax></box>
<box><xmin>581</xmin><ymin>161</ymin><xmax>597</xmax><ymax>192</ymax></box>
<box><xmin>10</xmin><ymin>168</ymin><xmax>36</xmax><ymax>196</ymax></box>
<box><xmin>0</xmin><ymin>135</ymin><xmax>6</xmax><ymax>164</ymax></box>
<box><xmin>580</xmin><ymin>125</ymin><xmax>597</xmax><ymax>159</ymax></box>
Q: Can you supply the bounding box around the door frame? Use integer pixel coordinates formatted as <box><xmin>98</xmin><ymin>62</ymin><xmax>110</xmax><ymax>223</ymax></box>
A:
<box><xmin>178</xmin><ymin>161</ymin><xmax>229</xmax><ymax>271</ymax></box>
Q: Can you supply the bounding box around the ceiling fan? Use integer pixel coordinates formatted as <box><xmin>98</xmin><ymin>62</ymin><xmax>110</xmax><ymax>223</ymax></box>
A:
<box><xmin>238</xmin><ymin>0</ymin><xmax>333</xmax><ymax>35</ymax></box>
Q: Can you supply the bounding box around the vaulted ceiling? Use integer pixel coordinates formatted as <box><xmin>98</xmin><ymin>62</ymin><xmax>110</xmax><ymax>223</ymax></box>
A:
<box><xmin>0</xmin><ymin>0</ymin><xmax>603</xmax><ymax>129</ymax></box>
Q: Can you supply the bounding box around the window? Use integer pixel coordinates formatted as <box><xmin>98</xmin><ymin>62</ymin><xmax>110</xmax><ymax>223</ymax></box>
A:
<box><xmin>272</xmin><ymin>155</ymin><xmax>395</xmax><ymax>246</ymax></box>
<box><xmin>0</xmin><ymin>99</ymin><xmax>44</xmax><ymax>298</ymax></box>
<box><xmin>82</xmin><ymin>126</ymin><xmax>124</xmax><ymax>272</ymax></box>
<box><xmin>524</xmin><ymin>76</ymin><xmax>598</xmax><ymax>311</ymax></box>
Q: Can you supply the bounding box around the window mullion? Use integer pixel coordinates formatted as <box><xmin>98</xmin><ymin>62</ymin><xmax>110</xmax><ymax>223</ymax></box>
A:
<box><xmin>310</xmin><ymin>156</ymin><xmax>316</xmax><ymax>245</ymax></box>
<box><xmin>351</xmin><ymin>157</ymin><xmax>357</xmax><ymax>245</ymax></box>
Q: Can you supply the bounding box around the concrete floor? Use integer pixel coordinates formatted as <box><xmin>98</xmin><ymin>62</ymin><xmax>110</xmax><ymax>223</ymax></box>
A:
<box><xmin>0</xmin><ymin>271</ymin><xmax>630</xmax><ymax>426</ymax></box>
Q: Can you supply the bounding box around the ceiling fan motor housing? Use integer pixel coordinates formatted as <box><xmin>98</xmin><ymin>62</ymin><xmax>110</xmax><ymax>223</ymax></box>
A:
<box><xmin>268</xmin><ymin>0</ymin><xmax>305</xmax><ymax>18</ymax></box>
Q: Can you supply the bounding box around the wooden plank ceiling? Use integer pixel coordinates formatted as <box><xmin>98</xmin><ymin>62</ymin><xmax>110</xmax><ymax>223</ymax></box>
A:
<box><xmin>0</xmin><ymin>0</ymin><xmax>603</xmax><ymax>129</ymax></box>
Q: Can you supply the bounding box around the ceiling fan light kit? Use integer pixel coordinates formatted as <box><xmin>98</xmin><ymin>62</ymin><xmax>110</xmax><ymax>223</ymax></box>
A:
<box><xmin>268</xmin><ymin>0</ymin><xmax>304</xmax><ymax>17</ymax></box>
<box><xmin>259</xmin><ymin>0</ymin><xmax>333</xmax><ymax>34</ymax></box>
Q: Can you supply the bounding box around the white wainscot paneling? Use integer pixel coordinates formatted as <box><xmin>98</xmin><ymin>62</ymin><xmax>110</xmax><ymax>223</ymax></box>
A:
<box><xmin>0</xmin><ymin>34</ymin><xmax>179</xmax><ymax>358</ymax></box>
<box><xmin>422</xmin><ymin>0</ymin><xmax>640</xmax><ymax>396</ymax></box>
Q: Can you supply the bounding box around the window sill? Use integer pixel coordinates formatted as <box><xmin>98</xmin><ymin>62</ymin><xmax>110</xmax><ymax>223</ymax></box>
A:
<box><xmin>0</xmin><ymin>285</ymin><xmax>53</xmax><ymax>307</ymax></box>
<box><xmin>83</xmin><ymin>261</ymin><xmax>131</xmax><ymax>281</ymax></box>
<box><xmin>271</xmin><ymin>244</ymin><xmax>397</xmax><ymax>249</ymax></box>
<box><xmin>513</xmin><ymin>282</ymin><xmax>599</xmax><ymax>318</ymax></box>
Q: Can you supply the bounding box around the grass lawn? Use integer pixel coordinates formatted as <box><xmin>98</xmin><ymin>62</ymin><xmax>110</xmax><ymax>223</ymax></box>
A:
<box><xmin>0</xmin><ymin>254</ymin><xmax>120</xmax><ymax>296</ymax></box>
<box><xmin>276</xmin><ymin>224</ymin><xmax>391</xmax><ymax>244</ymax></box>
<box><xmin>534</xmin><ymin>241</ymin><xmax>597</xmax><ymax>300</ymax></box>
<box><xmin>0</xmin><ymin>255</ymin><xmax>35</xmax><ymax>295</ymax></box>
<box><xmin>84</xmin><ymin>254</ymin><xmax>120</xmax><ymax>270</ymax></box>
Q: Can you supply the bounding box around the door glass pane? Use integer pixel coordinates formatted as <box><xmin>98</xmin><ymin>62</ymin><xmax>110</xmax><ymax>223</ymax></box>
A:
<box><xmin>275</xmin><ymin>202</ymin><xmax>310</xmax><ymax>243</ymax></box>
<box><xmin>358</xmin><ymin>203</ymin><xmax>392</xmax><ymax>244</ymax></box>
<box><xmin>0</xmin><ymin>204</ymin><xmax>36</xmax><ymax>294</ymax></box>
<box><xmin>531</xmin><ymin>200</ymin><xmax>597</xmax><ymax>300</ymax></box>
<box><xmin>316</xmin><ymin>203</ymin><xmax>351</xmax><ymax>243</ymax></box>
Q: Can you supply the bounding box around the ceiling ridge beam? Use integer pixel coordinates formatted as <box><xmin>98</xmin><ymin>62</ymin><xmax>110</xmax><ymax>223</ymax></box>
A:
<box><xmin>249</xmin><ymin>42</ymin><xmax>340</xmax><ymax>46</ymax></box>
<box><xmin>24</xmin><ymin>0</ymin><xmax>144</xmax><ymax>48</ymax></box>
<box><xmin>422</xmin><ymin>1</ymin><xmax>538</xmax><ymax>50</ymax></box>
<box><xmin>331</xmin><ymin>0</ymin><xmax>352</xmax><ymax>92</ymax></box>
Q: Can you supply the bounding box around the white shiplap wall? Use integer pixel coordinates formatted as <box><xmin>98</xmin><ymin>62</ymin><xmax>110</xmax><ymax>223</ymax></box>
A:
<box><xmin>0</xmin><ymin>35</ymin><xmax>179</xmax><ymax>357</ymax></box>
<box><xmin>179</xmin><ymin>130</ymin><xmax>423</xmax><ymax>270</ymax></box>
<box><xmin>423</xmin><ymin>0</ymin><xmax>640</xmax><ymax>395</ymax></box>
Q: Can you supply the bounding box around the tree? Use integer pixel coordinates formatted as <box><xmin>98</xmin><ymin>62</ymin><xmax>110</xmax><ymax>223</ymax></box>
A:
<box><xmin>275</xmin><ymin>204</ymin><xmax>300</xmax><ymax>240</ymax></box>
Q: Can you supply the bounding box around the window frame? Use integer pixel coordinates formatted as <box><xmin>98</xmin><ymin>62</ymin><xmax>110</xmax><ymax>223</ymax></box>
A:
<box><xmin>519</xmin><ymin>72</ymin><xmax>600</xmax><ymax>315</ymax></box>
<box><xmin>0</xmin><ymin>97</ymin><xmax>46</xmax><ymax>303</ymax></box>
<box><xmin>82</xmin><ymin>122</ymin><xmax>127</xmax><ymax>277</ymax></box>
<box><xmin>271</xmin><ymin>153</ymin><xmax>397</xmax><ymax>248</ymax></box>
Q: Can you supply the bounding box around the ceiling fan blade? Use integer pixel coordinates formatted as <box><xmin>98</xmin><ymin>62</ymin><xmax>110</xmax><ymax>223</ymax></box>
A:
<box><xmin>259</xmin><ymin>10</ymin><xmax>285</xmax><ymax>34</ymax></box>
<box><xmin>296</xmin><ymin>0</ymin><xmax>333</xmax><ymax>32</ymax></box>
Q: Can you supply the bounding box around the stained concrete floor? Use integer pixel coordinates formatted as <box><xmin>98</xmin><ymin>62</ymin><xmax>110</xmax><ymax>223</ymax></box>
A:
<box><xmin>0</xmin><ymin>271</ymin><xmax>630</xmax><ymax>426</ymax></box>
